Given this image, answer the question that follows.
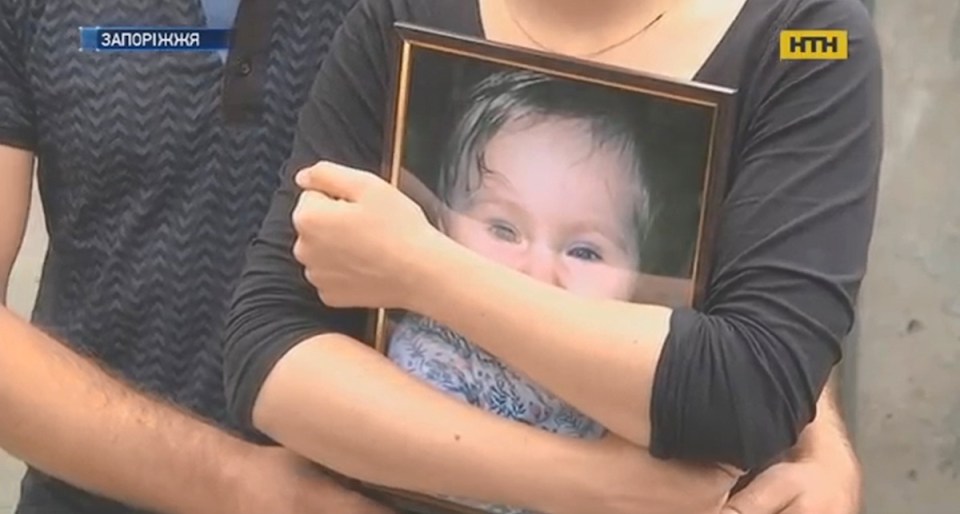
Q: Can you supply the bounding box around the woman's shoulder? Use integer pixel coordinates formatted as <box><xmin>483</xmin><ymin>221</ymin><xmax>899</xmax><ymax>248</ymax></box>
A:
<box><xmin>733</xmin><ymin>0</ymin><xmax>878</xmax><ymax>62</ymax></box>
<box><xmin>320</xmin><ymin>0</ymin><xmax>481</xmax><ymax>87</ymax></box>
<box><xmin>348</xmin><ymin>0</ymin><xmax>480</xmax><ymax>32</ymax></box>
<box><xmin>733</xmin><ymin>0</ymin><xmax>875</xmax><ymax>34</ymax></box>
<box><xmin>708</xmin><ymin>0</ymin><xmax>880</xmax><ymax>121</ymax></box>
<box><xmin>783</xmin><ymin>0</ymin><xmax>874</xmax><ymax>23</ymax></box>
<box><xmin>329</xmin><ymin>0</ymin><xmax>481</xmax><ymax>73</ymax></box>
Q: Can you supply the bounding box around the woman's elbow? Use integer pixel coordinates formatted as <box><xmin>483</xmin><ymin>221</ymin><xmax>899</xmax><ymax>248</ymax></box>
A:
<box><xmin>220</xmin><ymin>296</ymin><xmax>314</xmax><ymax>438</ymax></box>
<box><xmin>719</xmin><ymin>373</ymin><xmax>817</xmax><ymax>470</ymax></box>
<box><xmin>651</xmin><ymin>310</ymin><xmax>839</xmax><ymax>470</ymax></box>
<box><xmin>225</xmin><ymin>324</ymin><xmax>315</xmax><ymax>442</ymax></box>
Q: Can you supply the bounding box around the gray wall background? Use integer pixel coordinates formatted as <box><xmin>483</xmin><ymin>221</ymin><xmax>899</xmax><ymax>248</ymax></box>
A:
<box><xmin>0</xmin><ymin>180</ymin><xmax>43</xmax><ymax>512</ymax></box>
<box><xmin>1</xmin><ymin>0</ymin><xmax>958</xmax><ymax>512</ymax></box>
<box><xmin>849</xmin><ymin>0</ymin><xmax>960</xmax><ymax>512</ymax></box>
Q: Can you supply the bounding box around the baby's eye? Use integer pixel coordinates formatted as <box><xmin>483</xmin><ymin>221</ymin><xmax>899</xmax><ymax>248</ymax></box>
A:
<box><xmin>567</xmin><ymin>245</ymin><xmax>603</xmax><ymax>262</ymax></box>
<box><xmin>487</xmin><ymin>221</ymin><xmax>520</xmax><ymax>243</ymax></box>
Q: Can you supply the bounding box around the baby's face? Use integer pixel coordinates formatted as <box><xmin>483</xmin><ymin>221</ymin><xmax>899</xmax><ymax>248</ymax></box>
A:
<box><xmin>444</xmin><ymin>118</ymin><xmax>641</xmax><ymax>302</ymax></box>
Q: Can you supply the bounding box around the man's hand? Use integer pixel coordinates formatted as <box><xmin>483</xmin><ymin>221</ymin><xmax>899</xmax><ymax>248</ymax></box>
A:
<box><xmin>721</xmin><ymin>457</ymin><xmax>861</xmax><ymax>514</ymax></box>
<box><xmin>723</xmin><ymin>376</ymin><xmax>861</xmax><ymax>514</ymax></box>
<box><xmin>237</xmin><ymin>446</ymin><xmax>394</xmax><ymax>514</ymax></box>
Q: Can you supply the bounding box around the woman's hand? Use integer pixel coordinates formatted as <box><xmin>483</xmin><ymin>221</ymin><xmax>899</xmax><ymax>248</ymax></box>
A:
<box><xmin>291</xmin><ymin>161</ymin><xmax>439</xmax><ymax>309</ymax></box>
<box><xmin>559</xmin><ymin>435</ymin><xmax>739</xmax><ymax>514</ymax></box>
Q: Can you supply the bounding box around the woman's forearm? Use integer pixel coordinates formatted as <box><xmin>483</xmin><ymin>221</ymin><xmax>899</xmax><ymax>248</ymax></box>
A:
<box><xmin>254</xmin><ymin>332</ymin><xmax>610</xmax><ymax>513</ymax></box>
<box><xmin>406</xmin><ymin>233</ymin><xmax>670</xmax><ymax>448</ymax></box>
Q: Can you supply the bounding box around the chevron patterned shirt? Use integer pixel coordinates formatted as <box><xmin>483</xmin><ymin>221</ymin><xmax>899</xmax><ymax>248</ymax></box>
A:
<box><xmin>0</xmin><ymin>0</ymin><xmax>357</xmax><ymax>512</ymax></box>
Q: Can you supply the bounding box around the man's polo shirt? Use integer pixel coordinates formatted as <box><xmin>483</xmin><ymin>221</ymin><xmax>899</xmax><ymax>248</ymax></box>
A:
<box><xmin>0</xmin><ymin>0</ymin><xmax>357</xmax><ymax>512</ymax></box>
<box><xmin>199</xmin><ymin>0</ymin><xmax>240</xmax><ymax>61</ymax></box>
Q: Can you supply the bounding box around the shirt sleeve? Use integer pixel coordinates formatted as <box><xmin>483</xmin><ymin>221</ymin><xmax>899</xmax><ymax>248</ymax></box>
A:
<box><xmin>649</xmin><ymin>0</ymin><xmax>883</xmax><ymax>470</ymax></box>
<box><xmin>0</xmin><ymin>0</ymin><xmax>36</xmax><ymax>150</ymax></box>
<box><xmin>222</xmin><ymin>0</ymin><xmax>395</xmax><ymax>436</ymax></box>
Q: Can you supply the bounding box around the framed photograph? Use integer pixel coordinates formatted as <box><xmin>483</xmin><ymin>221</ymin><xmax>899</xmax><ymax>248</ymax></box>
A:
<box><xmin>361</xmin><ymin>22</ymin><xmax>737</xmax><ymax>514</ymax></box>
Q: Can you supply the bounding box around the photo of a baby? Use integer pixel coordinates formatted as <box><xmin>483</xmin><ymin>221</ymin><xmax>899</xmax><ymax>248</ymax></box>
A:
<box><xmin>392</xmin><ymin>68</ymin><xmax>651</xmax><ymax>437</ymax></box>
<box><xmin>368</xmin><ymin>30</ymin><xmax>729</xmax><ymax>514</ymax></box>
<box><xmin>389</xmin><ymin>70</ymin><xmax>636</xmax><ymax>514</ymax></box>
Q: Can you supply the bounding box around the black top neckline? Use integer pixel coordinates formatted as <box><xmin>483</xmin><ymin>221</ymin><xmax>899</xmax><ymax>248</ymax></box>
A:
<box><xmin>455</xmin><ymin>0</ymin><xmax>761</xmax><ymax>84</ymax></box>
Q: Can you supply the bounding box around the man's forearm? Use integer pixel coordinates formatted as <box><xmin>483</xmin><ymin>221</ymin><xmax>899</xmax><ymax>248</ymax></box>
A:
<box><xmin>790</xmin><ymin>374</ymin><xmax>857</xmax><ymax>463</ymax></box>
<box><xmin>0</xmin><ymin>307</ymin><xmax>254</xmax><ymax>514</ymax></box>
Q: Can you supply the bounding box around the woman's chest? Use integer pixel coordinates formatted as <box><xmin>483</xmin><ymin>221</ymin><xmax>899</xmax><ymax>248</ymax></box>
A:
<box><xmin>476</xmin><ymin>0</ymin><xmax>749</xmax><ymax>82</ymax></box>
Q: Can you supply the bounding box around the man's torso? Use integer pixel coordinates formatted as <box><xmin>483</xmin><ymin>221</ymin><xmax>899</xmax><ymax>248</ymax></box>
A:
<box><xmin>10</xmin><ymin>0</ymin><xmax>355</xmax><ymax>512</ymax></box>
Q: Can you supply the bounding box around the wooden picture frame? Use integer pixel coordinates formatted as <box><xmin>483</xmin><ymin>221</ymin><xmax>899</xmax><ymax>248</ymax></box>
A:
<box><xmin>361</xmin><ymin>22</ymin><xmax>737</xmax><ymax>514</ymax></box>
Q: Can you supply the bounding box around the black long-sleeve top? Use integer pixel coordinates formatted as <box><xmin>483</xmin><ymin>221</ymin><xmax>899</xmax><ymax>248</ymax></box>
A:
<box><xmin>222</xmin><ymin>0</ymin><xmax>883</xmax><ymax>472</ymax></box>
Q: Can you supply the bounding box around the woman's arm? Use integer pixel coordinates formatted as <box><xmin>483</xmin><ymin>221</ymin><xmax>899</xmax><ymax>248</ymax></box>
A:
<box><xmin>393</xmin><ymin>0</ymin><xmax>883</xmax><ymax>471</ymax></box>
<box><xmin>253</xmin><ymin>332</ymin><xmax>595</xmax><ymax>510</ymax></box>
<box><xmin>252</xmin><ymin>331</ymin><xmax>737</xmax><ymax>514</ymax></box>
<box><xmin>405</xmin><ymin>234</ymin><xmax>668</xmax><ymax>445</ymax></box>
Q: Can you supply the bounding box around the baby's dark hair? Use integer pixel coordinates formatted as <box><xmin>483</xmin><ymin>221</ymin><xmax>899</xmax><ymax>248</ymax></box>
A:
<box><xmin>436</xmin><ymin>69</ymin><xmax>653</xmax><ymax>268</ymax></box>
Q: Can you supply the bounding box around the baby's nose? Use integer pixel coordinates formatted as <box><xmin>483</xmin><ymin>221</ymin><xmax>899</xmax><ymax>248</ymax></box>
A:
<box><xmin>519</xmin><ymin>246</ymin><xmax>562</xmax><ymax>287</ymax></box>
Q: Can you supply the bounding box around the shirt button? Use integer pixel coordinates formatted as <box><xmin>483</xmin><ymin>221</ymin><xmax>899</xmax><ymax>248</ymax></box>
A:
<box><xmin>237</xmin><ymin>60</ymin><xmax>252</xmax><ymax>76</ymax></box>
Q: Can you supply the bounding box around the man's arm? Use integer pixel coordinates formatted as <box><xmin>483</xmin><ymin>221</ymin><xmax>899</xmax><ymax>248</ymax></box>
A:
<box><xmin>722</xmin><ymin>373</ymin><xmax>862</xmax><ymax>514</ymax></box>
<box><xmin>0</xmin><ymin>144</ymin><xmax>34</xmax><ymax>304</ymax></box>
<box><xmin>790</xmin><ymin>374</ymin><xmax>857</xmax><ymax>464</ymax></box>
<box><xmin>0</xmin><ymin>147</ymin><xmax>260</xmax><ymax>514</ymax></box>
<box><xmin>0</xmin><ymin>306</ymin><xmax>389</xmax><ymax>514</ymax></box>
<box><xmin>0</xmin><ymin>305</ymin><xmax>258</xmax><ymax>513</ymax></box>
